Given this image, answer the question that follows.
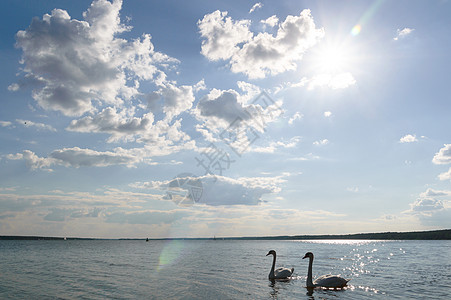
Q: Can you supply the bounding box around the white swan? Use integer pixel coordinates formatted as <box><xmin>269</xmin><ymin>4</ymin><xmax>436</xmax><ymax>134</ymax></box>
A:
<box><xmin>266</xmin><ymin>250</ymin><xmax>294</xmax><ymax>280</ymax></box>
<box><xmin>302</xmin><ymin>252</ymin><xmax>350</xmax><ymax>288</ymax></box>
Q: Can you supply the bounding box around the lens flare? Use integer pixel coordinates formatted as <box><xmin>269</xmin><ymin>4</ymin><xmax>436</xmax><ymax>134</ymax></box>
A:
<box><xmin>351</xmin><ymin>25</ymin><xmax>361</xmax><ymax>36</ymax></box>
<box><xmin>158</xmin><ymin>240</ymin><xmax>184</xmax><ymax>271</ymax></box>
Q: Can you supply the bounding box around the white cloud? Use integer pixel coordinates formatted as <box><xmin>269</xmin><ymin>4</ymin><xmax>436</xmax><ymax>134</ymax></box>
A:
<box><xmin>7</xmin><ymin>150</ymin><xmax>55</xmax><ymax>171</ymax></box>
<box><xmin>249</xmin><ymin>2</ymin><xmax>263</xmax><ymax>14</ymax></box>
<box><xmin>196</xmin><ymin>90</ymin><xmax>253</xmax><ymax>126</ymax></box>
<box><xmin>399</xmin><ymin>134</ymin><xmax>418</xmax><ymax>143</ymax></box>
<box><xmin>438</xmin><ymin>168</ymin><xmax>451</xmax><ymax>181</ymax></box>
<box><xmin>288</xmin><ymin>112</ymin><xmax>303</xmax><ymax>125</ymax></box>
<box><xmin>404</xmin><ymin>188</ymin><xmax>450</xmax><ymax>225</ymax></box>
<box><xmin>432</xmin><ymin>144</ymin><xmax>451</xmax><ymax>165</ymax></box>
<box><xmin>198</xmin><ymin>9</ymin><xmax>324</xmax><ymax>79</ymax></box>
<box><xmin>195</xmin><ymin>88</ymin><xmax>282</xmax><ymax>131</ymax></box>
<box><xmin>290</xmin><ymin>153</ymin><xmax>320</xmax><ymax>161</ymax></box>
<box><xmin>147</xmin><ymin>82</ymin><xmax>196</xmax><ymax>121</ymax></box>
<box><xmin>13</xmin><ymin>0</ymin><xmax>177</xmax><ymax>116</ymax></box>
<box><xmin>261</xmin><ymin>15</ymin><xmax>278</xmax><ymax>27</ymax></box>
<box><xmin>194</xmin><ymin>89</ymin><xmax>283</xmax><ymax>155</ymax></box>
<box><xmin>50</xmin><ymin>147</ymin><xmax>141</xmax><ymax>168</ymax></box>
<box><xmin>0</xmin><ymin>121</ymin><xmax>12</xmax><ymax>127</ymax></box>
<box><xmin>394</xmin><ymin>27</ymin><xmax>414</xmax><ymax>41</ymax></box>
<box><xmin>420</xmin><ymin>188</ymin><xmax>450</xmax><ymax>198</ymax></box>
<box><xmin>407</xmin><ymin>198</ymin><xmax>445</xmax><ymax>216</ymax></box>
<box><xmin>7</xmin><ymin>147</ymin><xmax>143</xmax><ymax>170</ymax></box>
<box><xmin>251</xmin><ymin>136</ymin><xmax>300</xmax><ymax>153</ymax></box>
<box><xmin>7</xmin><ymin>139</ymin><xmax>197</xmax><ymax>171</ymax></box>
<box><xmin>17</xmin><ymin>119</ymin><xmax>57</xmax><ymax>132</ymax></box>
<box><xmin>132</xmin><ymin>174</ymin><xmax>286</xmax><ymax>206</ymax></box>
<box><xmin>302</xmin><ymin>73</ymin><xmax>356</xmax><ymax>90</ymax></box>
<box><xmin>67</xmin><ymin>107</ymin><xmax>154</xmax><ymax>142</ymax></box>
<box><xmin>8</xmin><ymin>83</ymin><xmax>19</xmax><ymax>91</ymax></box>
<box><xmin>313</xmin><ymin>139</ymin><xmax>329</xmax><ymax>146</ymax></box>
<box><xmin>324</xmin><ymin>111</ymin><xmax>332</xmax><ymax>117</ymax></box>
<box><xmin>198</xmin><ymin>10</ymin><xmax>252</xmax><ymax>61</ymax></box>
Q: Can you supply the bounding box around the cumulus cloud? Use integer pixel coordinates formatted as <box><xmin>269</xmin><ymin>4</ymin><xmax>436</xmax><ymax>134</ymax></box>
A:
<box><xmin>394</xmin><ymin>27</ymin><xmax>414</xmax><ymax>41</ymax></box>
<box><xmin>198</xmin><ymin>10</ymin><xmax>252</xmax><ymax>61</ymax></box>
<box><xmin>420</xmin><ymin>188</ymin><xmax>450</xmax><ymax>198</ymax></box>
<box><xmin>12</xmin><ymin>0</ymin><xmax>177</xmax><ymax>116</ymax></box>
<box><xmin>249</xmin><ymin>2</ymin><xmax>263</xmax><ymax>14</ymax></box>
<box><xmin>432</xmin><ymin>144</ymin><xmax>451</xmax><ymax>165</ymax></box>
<box><xmin>404</xmin><ymin>188</ymin><xmax>450</xmax><ymax>225</ymax></box>
<box><xmin>196</xmin><ymin>90</ymin><xmax>252</xmax><ymax>126</ymax></box>
<box><xmin>261</xmin><ymin>15</ymin><xmax>279</xmax><ymax>27</ymax></box>
<box><xmin>407</xmin><ymin>198</ymin><xmax>444</xmax><ymax>216</ymax></box>
<box><xmin>7</xmin><ymin>150</ymin><xmax>55</xmax><ymax>171</ymax></box>
<box><xmin>67</xmin><ymin>107</ymin><xmax>154</xmax><ymax>142</ymax></box>
<box><xmin>132</xmin><ymin>174</ymin><xmax>285</xmax><ymax>206</ymax></box>
<box><xmin>147</xmin><ymin>82</ymin><xmax>196</xmax><ymax>121</ymax></box>
<box><xmin>194</xmin><ymin>89</ymin><xmax>283</xmax><ymax>154</ymax></box>
<box><xmin>198</xmin><ymin>9</ymin><xmax>324</xmax><ymax>78</ymax></box>
<box><xmin>438</xmin><ymin>168</ymin><xmax>451</xmax><ymax>181</ymax></box>
<box><xmin>195</xmin><ymin>88</ymin><xmax>279</xmax><ymax>127</ymax></box>
<box><xmin>399</xmin><ymin>134</ymin><xmax>418</xmax><ymax>143</ymax></box>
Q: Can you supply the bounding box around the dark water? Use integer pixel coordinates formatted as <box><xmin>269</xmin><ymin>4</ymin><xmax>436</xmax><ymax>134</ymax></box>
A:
<box><xmin>1</xmin><ymin>239</ymin><xmax>450</xmax><ymax>299</ymax></box>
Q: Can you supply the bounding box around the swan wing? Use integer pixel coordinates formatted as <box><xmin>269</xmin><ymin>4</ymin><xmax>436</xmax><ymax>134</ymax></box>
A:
<box><xmin>314</xmin><ymin>275</ymin><xmax>349</xmax><ymax>288</ymax></box>
<box><xmin>274</xmin><ymin>267</ymin><xmax>294</xmax><ymax>279</ymax></box>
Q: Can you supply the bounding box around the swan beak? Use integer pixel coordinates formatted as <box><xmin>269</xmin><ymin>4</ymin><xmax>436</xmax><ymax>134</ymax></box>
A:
<box><xmin>302</xmin><ymin>255</ymin><xmax>307</xmax><ymax>259</ymax></box>
<box><xmin>266</xmin><ymin>253</ymin><xmax>270</xmax><ymax>256</ymax></box>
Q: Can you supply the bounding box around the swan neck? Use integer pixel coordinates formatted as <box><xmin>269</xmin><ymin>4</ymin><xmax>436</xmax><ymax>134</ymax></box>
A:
<box><xmin>306</xmin><ymin>256</ymin><xmax>315</xmax><ymax>287</ymax></box>
<box><xmin>269</xmin><ymin>253</ymin><xmax>276</xmax><ymax>278</ymax></box>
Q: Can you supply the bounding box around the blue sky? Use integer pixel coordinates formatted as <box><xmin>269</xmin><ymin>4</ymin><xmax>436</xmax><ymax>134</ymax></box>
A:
<box><xmin>1</xmin><ymin>0</ymin><xmax>450</xmax><ymax>238</ymax></box>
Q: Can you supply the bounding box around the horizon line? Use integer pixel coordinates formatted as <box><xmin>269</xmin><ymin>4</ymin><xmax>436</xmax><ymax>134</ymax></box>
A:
<box><xmin>1</xmin><ymin>228</ymin><xmax>450</xmax><ymax>241</ymax></box>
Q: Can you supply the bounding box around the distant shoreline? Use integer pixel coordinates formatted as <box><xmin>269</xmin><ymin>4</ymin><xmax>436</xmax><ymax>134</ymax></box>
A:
<box><xmin>1</xmin><ymin>229</ymin><xmax>450</xmax><ymax>240</ymax></box>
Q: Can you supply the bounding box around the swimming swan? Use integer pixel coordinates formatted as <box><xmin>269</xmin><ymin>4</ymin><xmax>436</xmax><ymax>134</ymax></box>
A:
<box><xmin>266</xmin><ymin>250</ymin><xmax>294</xmax><ymax>280</ymax></box>
<box><xmin>302</xmin><ymin>252</ymin><xmax>350</xmax><ymax>288</ymax></box>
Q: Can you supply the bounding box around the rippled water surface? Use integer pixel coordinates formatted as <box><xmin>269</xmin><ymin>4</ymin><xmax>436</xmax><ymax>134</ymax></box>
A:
<box><xmin>1</xmin><ymin>239</ymin><xmax>450</xmax><ymax>299</ymax></box>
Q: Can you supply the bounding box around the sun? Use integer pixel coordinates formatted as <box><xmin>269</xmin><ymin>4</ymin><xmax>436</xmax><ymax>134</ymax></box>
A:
<box><xmin>306</xmin><ymin>37</ymin><xmax>360</xmax><ymax>75</ymax></box>
<box><xmin>312</xmin><ymin>44</ymin><xmax>349</xmax><ymax>73</ymax></box>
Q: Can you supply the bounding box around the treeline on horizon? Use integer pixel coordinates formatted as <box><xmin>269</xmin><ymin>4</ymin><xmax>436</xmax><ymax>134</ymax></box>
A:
<box><xmin>1</xmin><ymin>229</ymin><xmax>450</xmax><ymax>240</ymax></box>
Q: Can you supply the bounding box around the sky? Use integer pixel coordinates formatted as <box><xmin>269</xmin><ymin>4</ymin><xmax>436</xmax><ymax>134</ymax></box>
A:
<box><xmin>1</xmin><ymin>0</ymin><xmax>451</xmax><ymax>238</ymax></box>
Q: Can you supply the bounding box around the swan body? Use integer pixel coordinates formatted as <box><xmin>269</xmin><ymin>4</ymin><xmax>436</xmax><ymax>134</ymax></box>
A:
<box><xmin>266</xmin><ymin>250</ymin><xmax>294</xmax><ymax>280</ymax></box>
<box><xmin>302</xmin><ymin>252</ymin><xmax>350</xmax><ymax>288</ymax></box>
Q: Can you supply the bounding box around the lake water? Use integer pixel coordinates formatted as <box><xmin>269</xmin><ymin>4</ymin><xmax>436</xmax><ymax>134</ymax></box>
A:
<box><xmin>0</xmin><ymin>239</ymin><xmax>450</xmax><ymax>299</ymax></box>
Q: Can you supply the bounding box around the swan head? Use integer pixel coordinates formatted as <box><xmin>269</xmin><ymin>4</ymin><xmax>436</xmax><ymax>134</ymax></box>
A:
<box><xmin>266</xmin><ymin>250</ymin><xmax>276</xmax><ymax>256</ymax></box>
<box><xmin>302</xmin><ymin>252</ymin><xmax>314</xmax><ymax>259</ymax></box>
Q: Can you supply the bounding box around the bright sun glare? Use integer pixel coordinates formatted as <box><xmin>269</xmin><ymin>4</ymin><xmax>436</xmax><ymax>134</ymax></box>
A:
<box><xmin>314</xmin><ymin>45</ymin><xmax>350</xmax><ymax>73</ymax></box>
